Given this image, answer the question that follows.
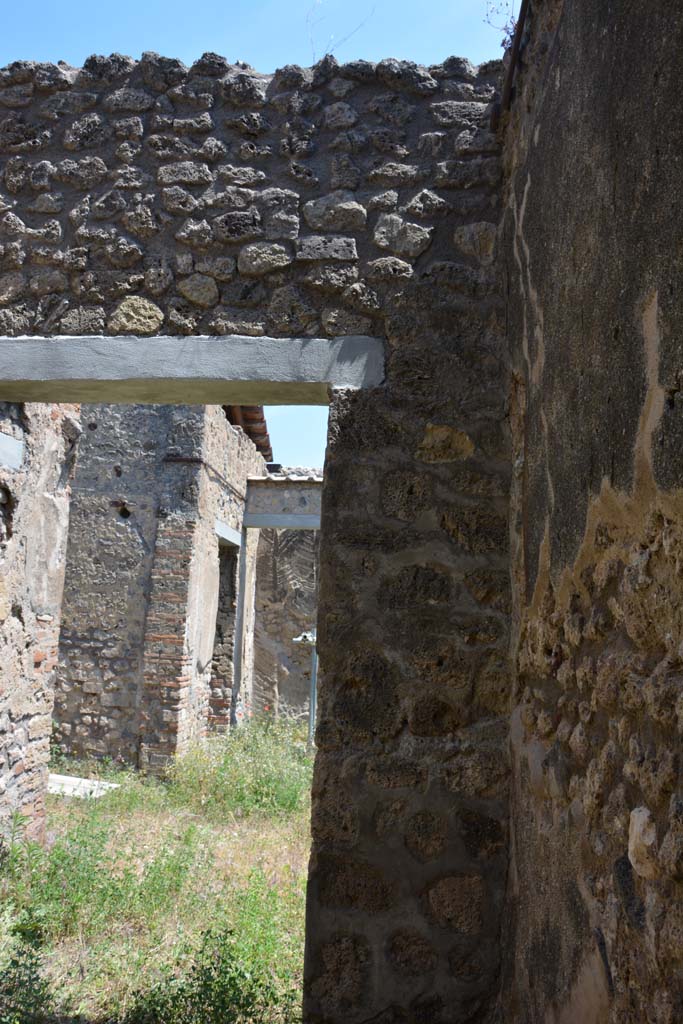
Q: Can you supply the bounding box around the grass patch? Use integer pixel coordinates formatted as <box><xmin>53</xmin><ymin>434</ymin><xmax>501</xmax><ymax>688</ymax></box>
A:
<box><xmin>165</xmin><ymin>717</ymin><xmax>313</xmax><ymax>819</ymax></box>
<box><xmin>0</xmin><ymin>720</ymin><xmax>312</xmax><ymax>1023</ymax></box>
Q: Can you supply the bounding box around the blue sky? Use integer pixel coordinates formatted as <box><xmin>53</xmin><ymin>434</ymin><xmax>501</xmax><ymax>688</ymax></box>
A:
<box><xmin>2</xmin><ymin>0</ymin><xmax>508</xmax><ymax>468</ymax></box>
<box><xmin>1</xmin><ymin>0</ymin><xmax>507</xmax><ymax>71</ymax></box>
<box><xmin>263</xmin><ymin>405</ymin><xmax>330</xmax><ymax>468</ymax></box>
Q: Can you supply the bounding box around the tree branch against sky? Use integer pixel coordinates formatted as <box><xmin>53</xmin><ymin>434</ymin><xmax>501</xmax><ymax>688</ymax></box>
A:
<box><xmin>483</xmin><ymin>0</ymin><xmax>517</xmax><ymax>47</ymax></box>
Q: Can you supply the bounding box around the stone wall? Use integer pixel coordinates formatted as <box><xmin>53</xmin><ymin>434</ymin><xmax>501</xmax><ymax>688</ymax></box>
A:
<box><xmin>0</xmin><ymin>49</ymin><xmax>511</xmax><ymax>1020</ymax></box>
<box><xmin>53</xmin><ymin>402</ymin><xmax>265</xmax><ymax>767</ymax></box>
<box><xmin>0</xmin><ymin>401</ymin><xmax>79</xmax><ymax>840</ymax></box>
<box><xmin>502</xmin><ymin>2</ymin><xmax>683</xmax><ymax>1021</ymax></box>
<box><xmin>0</xmin><ymin>50</ymin><xmax>500</xmax><ymax>342</ymax></box>
<box><xmin>179</xmin><ymin>403</ymin><xmax>264</xmax><ymax>741</ymax></box>
<box><xmin>3</xmin><ymin>17</ymin><xmax>683</xmax><ymax>1019</ymax></box>
<box><xmin>54</xmin><ymin>402</ymin><xmax>178</xmax><ymax>762</ymax></box>
<box><xmin>253</xmin><ymin>526</ymin><xmax>319</xmax><ymax>715</ymax></box>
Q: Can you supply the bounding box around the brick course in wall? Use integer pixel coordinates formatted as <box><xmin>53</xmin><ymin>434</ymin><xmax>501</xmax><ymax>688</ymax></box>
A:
<box><xmin>53</xmin><ymin>403</ymin><xmax>265</xmax><ymax>768</ymax></box>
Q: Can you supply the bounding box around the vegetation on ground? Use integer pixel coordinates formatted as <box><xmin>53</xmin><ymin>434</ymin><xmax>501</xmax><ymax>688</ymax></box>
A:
<box><xmin>0</xmin><ymin>719</ymin><xmax>313</xmax><ymax>1024</ymax></box>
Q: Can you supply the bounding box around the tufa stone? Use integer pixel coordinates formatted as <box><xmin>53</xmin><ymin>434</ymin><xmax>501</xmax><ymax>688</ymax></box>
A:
<box><xmin>107</xmin><ymin>295</ymin><xmax>164</xmax><ymax>334</ymax></box>
<box><xmin>323</xmin><ymin>102</ymin><xmax>358</xmax><ymax>129</ymax></box>
<box><xmin>367</xmin><ymin>256</ymin><xmax>414</xmax><ymax>280</ymax></box>
<box><xmin>0</xmin><ymin>270</ymin><xmax>26</xmax><ymax>304</ymax></box>
<box><xmin>629</xmin><ymin>806</ymin><xmax>659</xmax><ymax>880</ymax></box>
<box><xmin>453</xmin><ymin>221</ymin><xmax>498</xmax><ymax>266</ymax></box>
<box><xmin>373</xmin><ymin>213</ymin><xmax>433</xmax><ymax>260</ymax></box>
<box><xmin>303</xmin><ymin>191</ymin><xmax>367</xmax><ymax>232</ymax></box>
<box><xmin>103</xmin><ymin>88</ymin><xmax>155</xmax><ymax>112</ymax></box>
<box><xmin>322</xmin><ymin>308</ymin><xmax>372</xmax><ymax>335</ymax></box>
<box><xmin>237</xmin><ymin>242</ymin><xmax>292</xmax><ymax>276</ymax></box>
<box><xmin>428</xmin><ymin>875</ymin><xmax>485</xmax><ymax>932</ymax></box>
<box><xmin>157</xmin><ymin>161</ymin><xmax>214</xmax><ymax>187</ymax></box>
<box><xmin>296</xmin><ymin>235</ymin><xmax>358</xmax><ymax>261</ymax></box>
<box><xmin>177</xmin><ymin>272</ymin><xmax>219</xmax><ymax>308</ymax></box>
<box><xmin>417</xmin><ymin>423</ymin><xmax>474</xmax><ymax>462</ymax></box>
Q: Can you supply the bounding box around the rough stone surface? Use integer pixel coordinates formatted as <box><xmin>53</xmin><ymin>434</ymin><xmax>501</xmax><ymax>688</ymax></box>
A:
<box><xmin>2</xmin><ymin>23</ymin><xmax>682</xmax><ymax>1023</ymax></box>
<box><xmin>303</xmin><ymin>191</ymin><xmax>367</xmax><ymax>232</ymax></box>
<box><xmin>0</xmin><ymin>50</ymin><xmax>501</xmax><ymax>351</ymax></box>
<box><xmin>501</xmin><ymin>3</ymin><xmax>683</xmax><ymax>1021</ymax></box>
<box><xmin>253</xmin><ymin>518</ymin><xmax>320</xmax><ymax>715</ymax></box>
<box><xmin>373</xmin><ymin>212</ymin><xmax>433</xmax><ymax>259</ymax></box>
<box><xmin>0</xmin><ymin>401</ymin><xmax>79</xmax><ymax>841</ymax></box>
<box><xmin>453</xmin><ymin>220</ymin><xmax>497</xmax><ymax>265</ymax></box>
<box><xmin>295</xmin><ymin>235</ymin><xmax>358</xmax><ymax>262</ymax></box>
<box><xmin>52</xmin><ymin>404</ymin><xmax>265</xmax><ymax>766</ymax></box>
<box><xmin>177</xmin><ymin>272</ymin><xmax>219</xmax><ymax>308</ymax></box>
<box><xmin>629</xmin><ymin>807</ymin><xmax>659</xmax><ymax>880</ymax></box>
<box><xmin>238</xmin><ymin>242</ymin><xmax>291</xmax><ymax>276</ymax></box>
<box><xmin>107</xmin><ymin>296</ymin><xmax>164</xmax><ymax>334</ymax></box>
<box><xmin>0</xmin><ymin>49</ymin><xmax>508</xmax><ymax>1023</ymax></box>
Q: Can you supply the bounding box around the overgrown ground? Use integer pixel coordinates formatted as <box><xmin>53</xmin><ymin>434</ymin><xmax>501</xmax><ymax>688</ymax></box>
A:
<box><xmin>0</xmin><ymin>720</ymin><xmax>313</xmax><ymax>1024</ymax></box>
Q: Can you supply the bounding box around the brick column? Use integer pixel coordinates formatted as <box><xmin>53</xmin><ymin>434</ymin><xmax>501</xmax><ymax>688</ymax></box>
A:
<box><xmin>138</xmin><ymin>514</ymin><xmax>198</xmax><ymax>771</ymax></box>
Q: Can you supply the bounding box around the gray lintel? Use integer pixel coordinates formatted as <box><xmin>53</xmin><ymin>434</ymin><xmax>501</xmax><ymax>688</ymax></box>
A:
<box><xmin>0</xmin><ymin>432</ymin><xmax>24</xmax><ymax>470</ymax></box>
<box><xmin>214</xmin><ymin>518</ymin><xmax>242</xmax><ymax>547</ymax></box>
<box><xmin>243</xmin><ymin>512</ymin><xmax>321</xmax><ymax>530</ymax></box>
<box><xmin>0</xmin><ymin>334</ymin><xmax>385</xmax><ymax>405</ymax></box>
<box><xmin>245</xmin><ymin>477</ymin><xmax>322</xmax><ymax>519</ymax></box>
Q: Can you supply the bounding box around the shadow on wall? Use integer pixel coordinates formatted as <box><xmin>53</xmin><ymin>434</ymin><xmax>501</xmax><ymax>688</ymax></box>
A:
<box><xmin>252</xmin><ymin>527</ymin><xmax>320</xmax><ymax>715</ymax></box>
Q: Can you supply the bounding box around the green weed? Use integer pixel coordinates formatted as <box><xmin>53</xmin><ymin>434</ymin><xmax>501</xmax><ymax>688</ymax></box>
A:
<box><xmin>1</xmin><ymin>720</ymin><xmax>312</xmax><ymax>1022</ymax></box>
<box><xmin>122</xmin><ymin>922</ymin><xmax>301</xmax><ymax>1024</ymax></box>
<box><xmin>0</xmin><ymin>942</ymin><xmax>54</xmax><ymax>1024</ymax></box>
<box><xmin>165</xmin><ymin>718</ymin><xmax>312</xmax><ymax>819</ymax></box>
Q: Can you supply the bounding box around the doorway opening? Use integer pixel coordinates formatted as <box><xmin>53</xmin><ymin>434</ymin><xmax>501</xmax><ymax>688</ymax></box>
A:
<box><xmin>208</xmin><ymin>538</ymin><xmax>239</xmax><ymax>732</ymax></box>
<box><xmin>0</xmin><ymin>327</ymin><xmax>381</xmax><ymax>1020</ymax></box>
<box><xmin>1</xmin><ymin>390</ymin><xmax>333</xmax><ymax>1021</ymax></box>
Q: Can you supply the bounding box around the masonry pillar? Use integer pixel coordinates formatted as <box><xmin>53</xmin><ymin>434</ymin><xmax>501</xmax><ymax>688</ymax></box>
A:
<box><xmin>138</xmin><ymin>511</ymin><xmax>200</xmax><ymax>770</ymax></box>
<box><xmin>304</xmin><ymin>196</ymin><xmax>511</xmax><ymax>1022</ymax></box>
<box><xmin>138</xmin><ymin>406</ymin><xmax>265</xmax><ymax>769</ymax></box>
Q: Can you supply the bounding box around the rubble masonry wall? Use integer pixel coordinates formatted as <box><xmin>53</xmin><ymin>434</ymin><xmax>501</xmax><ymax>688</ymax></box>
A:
<box><xmin>253</xmin><ymin>526</ymin><xmax>319</xmax><ymax>716</ymax></box>
<box><xmin>502</xmin><ymin>1</ymin><xmax>683</xmax><ymax>1020</ymax></box>
<box><xmin>0</xmin><ymin>49</ymin><xmax>510</xmax><ymax>1020</ymax></box>
<box><xmin>0</xmin><ymin>401</ymin><xmax>78</xmax><ymax>839</ymax></box>
<box><xmin>53</xmin><ymin>402</ymin><xmax>264</xmax><ymax>768</ymax></box>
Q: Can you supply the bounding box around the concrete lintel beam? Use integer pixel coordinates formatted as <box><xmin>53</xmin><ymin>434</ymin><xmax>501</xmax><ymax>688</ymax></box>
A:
<box><xmin>243</xmin><ymin>512</ymin><xmax>321</xmax><ymax>529</ymax></box>
<box><xmin>214</xmin><ymin>518</ymin><xmax>242</xmax><ymax>547</ymax></box>
<box><xmin>245</xmin><ymin>478</ymin><xmax>322</xmax><ymax>519</ymax></box>
<box><xmin>0</xmin><ymin>334</ymin><xmax>385</xmax><ymax>405</ymax></box>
